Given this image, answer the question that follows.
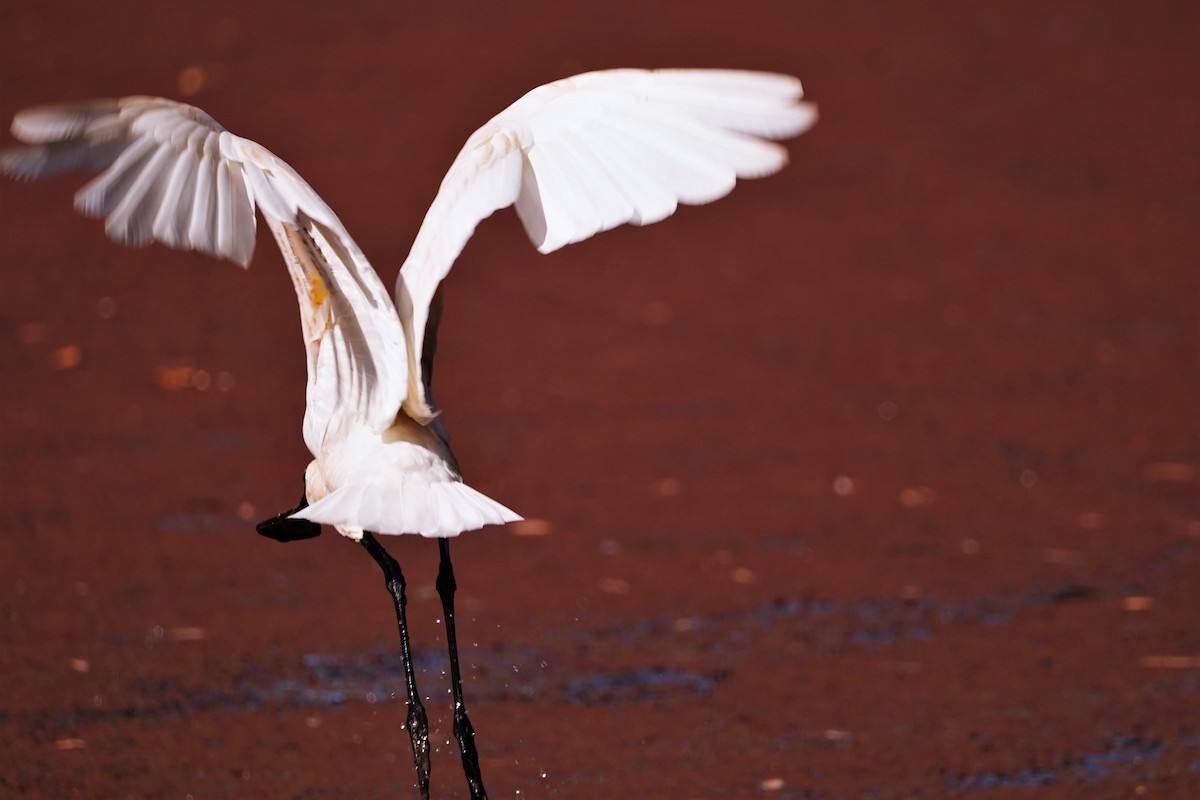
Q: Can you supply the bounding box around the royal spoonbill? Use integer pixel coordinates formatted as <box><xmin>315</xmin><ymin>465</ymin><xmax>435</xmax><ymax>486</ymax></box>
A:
<box><xmin>2</xmin><ymin>68</ymin><xmax>817</xmax><ymax>799</ymax></box>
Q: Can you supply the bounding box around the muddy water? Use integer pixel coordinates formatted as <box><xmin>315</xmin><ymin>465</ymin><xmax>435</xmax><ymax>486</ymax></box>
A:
<box><xmin>1</xmin><ymin>1</ymin><xmax>1197</xmax><ymax>798</ymax></box>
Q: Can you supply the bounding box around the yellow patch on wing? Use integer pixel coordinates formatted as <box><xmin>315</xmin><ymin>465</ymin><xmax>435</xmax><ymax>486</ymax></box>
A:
<box><xmin>282</xmin><ymin>223</ymin><xmax>334</xmax><ymax>340</ymax></box>
<box><xmin>307</xmin><ymin>272</ymin><xmax>330</xmax><ymax>310</ymax></box>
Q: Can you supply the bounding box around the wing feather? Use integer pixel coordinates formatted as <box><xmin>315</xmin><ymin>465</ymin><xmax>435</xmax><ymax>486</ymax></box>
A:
<box><xmin>396</xmin><ymin>68</ymin><xmax>816</xmax><ymax>422</ymax></box>
<box><xmin>2</xmin><ymin>69</ymin><xmax>815</xmax><ymax>439</ymax></box>
<box><xmin>1</xmin><ymin>97</ymin><xmax>407</xmax><ymax>449</ymax></box>
<box><xmin>9</xmin><ymin>100</ymin><xmax>124</xmax><ymax>144</ymax></box>
<box><xmin>75</xmin><ymin>134</ymin><xmax>157</xmax><ymax>218</ymax></box>
<box><xmin>551</xmin><ymin>135</ymin><xmax>638</xmax><ymax>234</ymax></box>
<box><xmin>151</xmin><ymin>142</ymin><xmax>199</xmax><ymax>248</ymax></box>
<box><xmin>103</xmin><ymin>141</ymin><xmax>176</xmax><ymax>246</ymax></box>
<box><xmin>187</xmin><ymin>143</ymin><xmax>218</xmax><ymax>257</ymax></box>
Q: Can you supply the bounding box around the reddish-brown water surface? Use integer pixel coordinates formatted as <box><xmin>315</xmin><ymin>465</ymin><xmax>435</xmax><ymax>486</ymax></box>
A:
<box><xmin>1</xmin><ymin>2</ymin><xmax>1197</xmax><ymax>798</ymax></box>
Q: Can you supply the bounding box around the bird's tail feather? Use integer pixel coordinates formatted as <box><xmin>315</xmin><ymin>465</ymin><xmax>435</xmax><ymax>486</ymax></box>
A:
<box><xmin>291</xmin><ymin>478</ymin><xmax>521</xmax><ymax>538</ymax></box>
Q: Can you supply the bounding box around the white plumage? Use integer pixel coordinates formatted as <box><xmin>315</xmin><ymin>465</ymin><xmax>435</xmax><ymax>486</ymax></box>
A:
<box><xmin>1</xmin><ymin>68</ymin><xmax>817</xmax><ymax>542</ymax></box>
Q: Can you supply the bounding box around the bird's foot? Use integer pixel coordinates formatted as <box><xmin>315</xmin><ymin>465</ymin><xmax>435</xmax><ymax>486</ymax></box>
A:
<box><xmin>256</xmin><ymin>480</ymin><xmax>321</xmax><ymax>542</ymax></box>
<box><xmin>453</xmin><ymin>710</ymin><xmax>488</xmax><ymax>800</ymax></box>
<box><xmin>406</xmin><ymin>700</ymin><xmax>432</xmax><ymax>800</ymax></box>
<box><xmin>255</xmin><ymin>511</ymin><xmax>322</xmax><ymax>542</ymax></box>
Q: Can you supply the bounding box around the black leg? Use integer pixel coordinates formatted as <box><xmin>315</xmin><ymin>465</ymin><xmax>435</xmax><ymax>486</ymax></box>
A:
<box><xmin>256</xmin><ymin>484</ymin><xmax>322</xmax><ymax>542</ymax></box>
<box><xmin>361</xmin><ymin>532</ymin><xmax>432</xmax><ymax>800</ymax></box>
<box><xmin>436</xmin><ymin>537</ymin><xmax>489</xmax><ymax>800</ymax></box>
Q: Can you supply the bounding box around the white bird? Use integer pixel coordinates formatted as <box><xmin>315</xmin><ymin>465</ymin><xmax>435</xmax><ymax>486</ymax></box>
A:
<box><xmin>1</xmin><ymin>68</ymin><xmax>817</xmax><ymax>799</ymax></box>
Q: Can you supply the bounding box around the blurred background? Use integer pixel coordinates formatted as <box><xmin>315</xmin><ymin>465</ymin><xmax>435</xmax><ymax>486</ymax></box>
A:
<box><xmin>1</xmin><ymin>1</ymin><xmax>1196</xmax><ymax>797</ymax></box>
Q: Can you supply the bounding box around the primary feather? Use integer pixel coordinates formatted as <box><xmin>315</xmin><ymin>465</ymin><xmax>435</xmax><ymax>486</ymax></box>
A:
<box><xmin>0</xmin><ymin>68</ymin><xmax>817</xmax><ymax>538</ymax></box>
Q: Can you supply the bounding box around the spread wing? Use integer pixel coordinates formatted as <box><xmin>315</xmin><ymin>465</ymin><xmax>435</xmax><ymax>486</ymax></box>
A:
<box><xmin>1</xmin><ymin>98</ymin><xmax>407</xmax><ymax>453</ymax></box>
<box><xmin>396</xmin><ymin>68</ymin><xmax>817</xmax><ymax>422</ymax></box>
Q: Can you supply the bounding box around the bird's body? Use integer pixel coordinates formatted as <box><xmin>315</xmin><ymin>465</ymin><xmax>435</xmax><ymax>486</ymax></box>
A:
<box><xmin>260</xmin><ymin>213</ymin><xmax>520</xmax><ymax>540</ymax></box>
<box><xmin>299</xmin><ymin>413</ymin><xmax>520</xmax><ymax>540</ymax></box>
<box><xmin>2</xmin><ymin>68</ymin><xmax>816</xmax><ymax>799</ymax></box>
